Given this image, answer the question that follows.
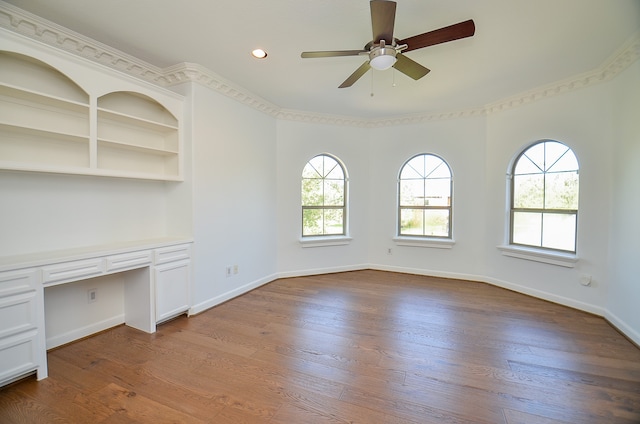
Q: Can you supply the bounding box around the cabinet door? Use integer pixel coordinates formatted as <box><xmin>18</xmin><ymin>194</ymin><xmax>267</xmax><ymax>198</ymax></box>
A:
<box><xmin>154</xmin><ymin>260</ymin><xmax>189</xmax><ymax>323</ymax></box>
<box><xmin>0</xmin><ymin>269</ymin><xmax>47</xmax><ymax>386</ymax></box>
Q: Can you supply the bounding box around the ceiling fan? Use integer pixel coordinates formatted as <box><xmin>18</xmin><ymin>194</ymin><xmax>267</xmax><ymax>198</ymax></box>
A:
<box><xmin>301</xmin><ymin>0</ymin><xmax>475</xmax><ymax>88</ymax></box>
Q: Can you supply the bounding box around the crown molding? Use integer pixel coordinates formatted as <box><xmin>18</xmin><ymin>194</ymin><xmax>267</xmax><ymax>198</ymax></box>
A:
<box><xmin>485</xmin><ymin>31</ymin><xmax>640</xmax><ymax>114</ymax></box>
<box><xmin>0</xmin><ymin>1</ymin><xmax>167</xmax><ymax>83</ymax></box>
<box><xmin>160</xmin><ymin>62</ymin><xmax>282</xmax><ymax>117</ymax></box>
<box><xmin>1</xmin><ymin>1</ymin><xmax>638</xmax><ymax>128</ymax></box>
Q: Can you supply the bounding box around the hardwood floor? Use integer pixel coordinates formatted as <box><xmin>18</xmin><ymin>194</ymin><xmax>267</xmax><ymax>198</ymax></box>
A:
<box><xmin>1</xmin><ymin>270</ymin><xmax>639</xmax><ymax>423</ymax></box>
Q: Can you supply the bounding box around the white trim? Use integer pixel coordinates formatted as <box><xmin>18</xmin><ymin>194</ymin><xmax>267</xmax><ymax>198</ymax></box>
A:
<box><xmin>299</xmin><ymin>236</ymin><xmax>352</xmax><ymax>248</ymax></box>
<box><xmin>605</xmin><ymin>310</ymin><xmax>640</xmax><ymax>347</ymax></box>
<box><xmin>188</xmin><ymin>273</ymin><xmax>277</xmax><ymax>316</ymax></box>
<box><xmin>497</xmin><ymin>245</ymin><xmax>578</xmax><ymax>268</ymax></box>
<box><xmin>393</xmin><ymin>236</ymin><xmax>455</xmax><ymax>249</ymax></box>
<box><xmin>277</xmin><ymin>263</ymin><xmax>368</xmax><ymax>279</ymax></box>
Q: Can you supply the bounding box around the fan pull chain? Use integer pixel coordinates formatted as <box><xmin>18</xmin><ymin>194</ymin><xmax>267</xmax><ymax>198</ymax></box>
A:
<box><xmin>370</xmin><ymin>70</ymin><xmax>374</xmax><ymax>97</ymax></box>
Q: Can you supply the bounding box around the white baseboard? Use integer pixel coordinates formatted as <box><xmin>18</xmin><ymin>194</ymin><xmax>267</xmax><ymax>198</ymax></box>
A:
<box><xmin>605</xmin><ymin>310</ymin><xmax>640</xmax><ymax>347</ymax></box>
<box><xmin>46</xmin><ymin>314</ymin><xmax>124</xmax><ymax>350</ymax></box>
<box><xmin>276</xmin><ymin>263</ymin><xmax>369</xmax><ymax>279</ymax></box>
<box><xmin>189</xmin><ymin>273</ymin><xmax>279</xmax><ymax>316</ymax></box>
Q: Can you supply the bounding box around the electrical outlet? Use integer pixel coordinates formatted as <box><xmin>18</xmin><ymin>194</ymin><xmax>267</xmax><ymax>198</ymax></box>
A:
<box><xmin>233</xmin><ymin>265</ymin><xmax>238</xmax><ymax>274</ymax></box>
<box><xmin>387</xmin><ymin>248</ymin><xmax>393</xmax><ymax>255</ymax></box>
<box><xmin>88</xmin><ymin>288</ymin><xmax>97</xmax><ymax>303</ymax></box>
<box><xmin>226</xmin><ymin>266</ymin><xmax>232</xmax><ymax>277</ymax></box>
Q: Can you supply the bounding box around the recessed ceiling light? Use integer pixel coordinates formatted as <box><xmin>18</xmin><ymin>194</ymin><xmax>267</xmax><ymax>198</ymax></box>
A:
<box><xmin>251</xmin><ymin>49</ymin><xmax>268</xmax><ymax>59</ymax></box>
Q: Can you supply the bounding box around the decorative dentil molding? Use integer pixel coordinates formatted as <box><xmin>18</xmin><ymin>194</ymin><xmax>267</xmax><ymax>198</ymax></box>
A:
<box><xmin>1</xmin><ymin>1</ymin><xmax>638</xmax><ymax>127</ymax></box>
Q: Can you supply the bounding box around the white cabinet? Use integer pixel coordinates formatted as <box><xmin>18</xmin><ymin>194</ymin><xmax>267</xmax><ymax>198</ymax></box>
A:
<box><xmin>0</xmin><ymin>269</ymin><xmax>47</xmax><ymax>386</ymax></box>
<box><xmin>154</xmin><ymin>244</ymin><xmax>190</xmax><ymax>323</ymax></box>
<box><xmin>0</xmin><ymin>239</ymin><xmax>191</xmax><ymax>387</ymax></box>
<box><xmin>0</xmin><ymin>48</ymin><xmax>183</xmax><ymax>181</ymax></box>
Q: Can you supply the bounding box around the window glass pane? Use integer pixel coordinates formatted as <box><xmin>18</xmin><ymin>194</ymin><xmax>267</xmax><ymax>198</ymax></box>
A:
<box><xmin>513</xmin><ymin>211</ymin><xmax>542</xmax><ymax>247</ymax></box>
<box><xmin>545</xmin><ymin>171</ymin><xmax>579</xmax><ymax>209</ymax></box>
<box><xmin>325</xmin><ymin>161</ymin><xmax>343</xmax><ymax>179</ymax></box>
<box><xmin>514</xmin><ymin>154</ymin><xmax>542</xmax><ymax>175</ymax></box>
<box><xmin>323</xmin><ymin>180</ymin><xmax>344</xmax><ymax>206</ymax></box>
<box><xmin>423</xmin><ymin>209</ymin><xmax>449</xmax><ymax>237</ymax></box>
<box><xmin>400</xmin><ymin>180</ymin><xmax>425</xmax><ymax>206</ymax></box>
<box><xmin>513</xmin><ymin>174</ymin><xmax>544</xmax><ymax>208</ymax></box>
<box><xmin>302</xmin><ymin>209</ymin><xmax>323</xmax><ymax>236</ymax></box>
<box><xmin>301</xmin><ymin>178</ymin><xmax>323</xmax><ymax>206</ymax></box>
<box><xmin>544</xmin><ymin>141</ymin><xmax>569</xmax><ymax>171</ymax></box>
<box><xmin>523</xmin><ymin>143</ymin><xmax>545</xmax><ymax>171</ymax></box>
<box><xmin>547</xmin><ymin>149</ymin><xmax>578</xmax><ymax>173</ymax></box>
<box><xmin>424</xmin><ymin>178</ymin><xmax>451</xmax><ymax>206</ymax></box>
<box><xmin>323</xmin><ymin>209</ymin><xmax>344</xmax><ymax>234</ymax></box>
<box><xmin>400</xmin><ymin>209</ymin><xmax>424</xmax><ymax>235</ymax></box>
<box><xmin>425</xmin><ymin>157</ymin><xmax>450</xmax><ymax>178</ymax></box>
<box><xmin>542</xmin><ymin>213</ymin><xmax>576</xmax><ymax>251</ymax></box>
<box><xmin>305</xmin><ymin>156</ymin><xmax>324</xmax><ymax>177</ymax></box>
<box><xmin>402</xmin><ymin>155</ymin><xmax>425</xmax><ymax>178</ymax></box>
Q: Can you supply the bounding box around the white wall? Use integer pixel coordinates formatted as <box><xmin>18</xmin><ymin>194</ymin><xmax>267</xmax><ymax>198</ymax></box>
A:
<box><xmin>186</xmin><ymin>83</ymin><xmax>278</xmax><ymax>313</ymax></box>
<box><xmin>276</xmin><ymin>120</ymin><xmax>370</xmax><ymax>275</ymax></box>
<box><xmin>608</xmin><ymin>61</ymin><xmax>640</xmax><ymax>341</ymax></box>
<box><xmin>367</xmin><ymin>117</ymin><xmax>487</xmax><ymax>279</ymax></box>
<box><xmin>0</xmin><ymin>172</ymin><xmax>168</xmax><ymax>256</ymax></box>
<box><xmin>484</xmin><ymin>84</ymin><xmax>613</xmax><ymax>314</ymax></box>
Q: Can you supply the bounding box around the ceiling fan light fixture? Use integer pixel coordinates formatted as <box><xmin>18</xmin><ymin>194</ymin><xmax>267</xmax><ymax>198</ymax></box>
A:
<box><xmin>369</xmin><ymin>46</ymin><xmax>397</xmax><ymax>70</ymax></box>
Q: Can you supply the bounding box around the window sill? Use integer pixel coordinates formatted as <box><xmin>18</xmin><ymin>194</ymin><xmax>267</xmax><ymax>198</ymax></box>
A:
<box><xmin>497</xmin><ymin>245</ymin><xmax>577</xmax><ymax>268</ymax></box>
<box><xmin>393</xmin><ymin>237</ymin><xmax>455</xmax><ymax>249</ymax></box>
<box><xmin>299</xmin><ymin>236</ymin><xmax>352</xmax><ymax>248</ymax></box>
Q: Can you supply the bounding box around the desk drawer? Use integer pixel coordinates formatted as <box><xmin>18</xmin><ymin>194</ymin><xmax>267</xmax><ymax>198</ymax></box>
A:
<box><xmin>0</xmin><ymin>292</ymin><xmax>37</xmax><ymax>339</ymax></box>
<box><xmin>106</xmin><ymin>251</ymin><xmax>152</xmax><ymax>272</ymax></box>
<box><xmin>0</xmin><ymin>269</ymin><xmax>37</xmax><ymax>297</ymax></box>
<box><xmin>154</xmin><ymin>244</ymin><xmax>190</xmax><ymax>265</ymax></box>
<box><xmin>42</xmin><ymin>259</ymin><xmax>104</xmax><ymax>285</ymax></box>
<box><xmin>0</xmin><ymin>330</ymin><xmax>39</xmax><ymax>386</ymax></box>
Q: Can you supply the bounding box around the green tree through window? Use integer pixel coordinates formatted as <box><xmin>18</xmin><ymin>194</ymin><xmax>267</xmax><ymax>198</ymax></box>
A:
<box><xmin>398</xmin><ymin>154</ymin><xmax>452</xmax><ymax>238</ymax></box>
<box><xmin>511</xmin><ymin>140</ymin><xmax>579</xmax><ymax>252</ymax></box>
<box><xmin>301</xmin><ymin>154</ymin><xmax>346</xmax><ymax>236</ymax></box>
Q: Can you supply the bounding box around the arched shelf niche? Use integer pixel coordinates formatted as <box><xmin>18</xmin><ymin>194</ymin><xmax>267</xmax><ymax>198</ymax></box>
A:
<box><xmin>0</xmin><ymin>50</ymin><xmax>91</xmax><ymax>169</ymax></box>
<box><xmin>97</xmin><ymin>91</ymin><xmax>180</xmax><ymax>178</ymax></box>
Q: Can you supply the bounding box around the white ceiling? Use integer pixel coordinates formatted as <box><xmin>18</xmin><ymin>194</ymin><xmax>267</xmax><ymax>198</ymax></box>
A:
<box><xmin>4</xmin><ymin>0</ymin><xmax>640</xmax><ymax>118</ymax></box>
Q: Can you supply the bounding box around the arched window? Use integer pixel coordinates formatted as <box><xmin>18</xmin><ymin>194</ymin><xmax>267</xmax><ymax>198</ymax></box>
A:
<box><xmin>301</xmin><ymin>154</ymin><xmax>347</xmax><ymax>237</ymax></box>
<box><xmin>510</xmin><ymin>140</ymin><xmax>579</xmax><ymax>252</ymax></box>
<box><xmin>398</xmin><ymin>154</ymin><xmax>452</xmax><ymax>238</ymax></box>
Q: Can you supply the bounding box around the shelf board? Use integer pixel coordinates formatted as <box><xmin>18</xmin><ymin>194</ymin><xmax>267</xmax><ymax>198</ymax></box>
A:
<box><xmin>0</xmin><ymin>83</ymin><xmax>89</xmax><ymax>112</ymax></box>
<box><xmin>98</xmin><ymin>108</ymin><xmax>178</xmax><ymax>132</ymax></box>
<box><xmin>97</xmin><ymin>138</ymin><xmax>179</xmax><ymax>156</ymax></box>
<box><xmin>0</xmin><ymin>122</ymin><xmax>89</xmax><ymax>143</ymax></box>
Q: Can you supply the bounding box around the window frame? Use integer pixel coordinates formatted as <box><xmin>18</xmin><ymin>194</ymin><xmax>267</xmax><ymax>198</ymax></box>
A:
<box><xmin>397</xmin><ymin>153</ymin><xmax>453</xmax><ymax>240</ymax></box>
<box><xmin>300</xmin><ymin>153</ymin><xmax>348</xmax><ymax>238</ymax></box>
<box><xmin>508</xmin><ymin>139</ymin><xmax>579</xmax><ymax>254</ymax></box>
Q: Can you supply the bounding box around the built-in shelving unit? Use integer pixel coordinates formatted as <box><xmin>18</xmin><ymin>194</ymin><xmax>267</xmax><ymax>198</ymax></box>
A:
<box><xmin>97</xmin><ymin>91</ymin><xmax>180</xmax><ymax>178</ymax></box>
<box><xmin>0</xmin><ymin>50</ymin><xmax>183</xmax><ymax>181</ymax></box>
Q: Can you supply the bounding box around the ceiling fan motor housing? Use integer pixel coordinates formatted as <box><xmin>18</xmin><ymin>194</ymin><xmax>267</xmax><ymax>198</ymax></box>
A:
<box><xmin>369</xmin><ymin>45</ymin><xmax>398</xmax><ymax>70</ymax></box>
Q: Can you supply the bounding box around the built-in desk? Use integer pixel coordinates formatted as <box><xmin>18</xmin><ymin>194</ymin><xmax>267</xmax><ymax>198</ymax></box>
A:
<box><xmin>0</xmin><ymin>238</ymin><xmax>192</xmax><ymax>387</ymax></box>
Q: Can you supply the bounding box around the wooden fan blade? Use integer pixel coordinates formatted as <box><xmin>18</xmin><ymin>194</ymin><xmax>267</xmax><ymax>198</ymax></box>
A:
<box><xmin>392</xmin><ymin>53</ymin><xmax>430</xmax><ymax>80</ymax></box>
<box><xmin>301</xmin><ymin>50</ymin><xmax>366</xmax><ymax>58</ymax></box>
<box><xmin>339</xmin><ymin>61</ymin><xmax>371</xmax><ymax>88</ymax></box>
<box><xmin>370</xmin><ymin>0</ymin><xmax>396</xmax><ymax>43</ymax></box>
<box><xmin>398</xmin><ymin>19</ymin><xmax>475</xmax><ymax>53</ymax></box>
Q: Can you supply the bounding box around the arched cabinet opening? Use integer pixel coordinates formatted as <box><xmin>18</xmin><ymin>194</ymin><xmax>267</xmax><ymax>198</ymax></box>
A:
<box><xmin>0</xmin><ymin>51</ymin><xmax>90</xmax><ymax>169</ymax></box>
<box><xmin>97</xmin><ymin>91</ymin><xmax>180</xmax><ymax>178</ymax></box>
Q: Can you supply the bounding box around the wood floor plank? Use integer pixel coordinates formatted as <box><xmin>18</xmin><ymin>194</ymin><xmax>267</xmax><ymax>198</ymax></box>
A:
<box><xmin>1</xmin><ymin>270</ymin><xmax>639</xmax><ymax>423</ymax></box>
